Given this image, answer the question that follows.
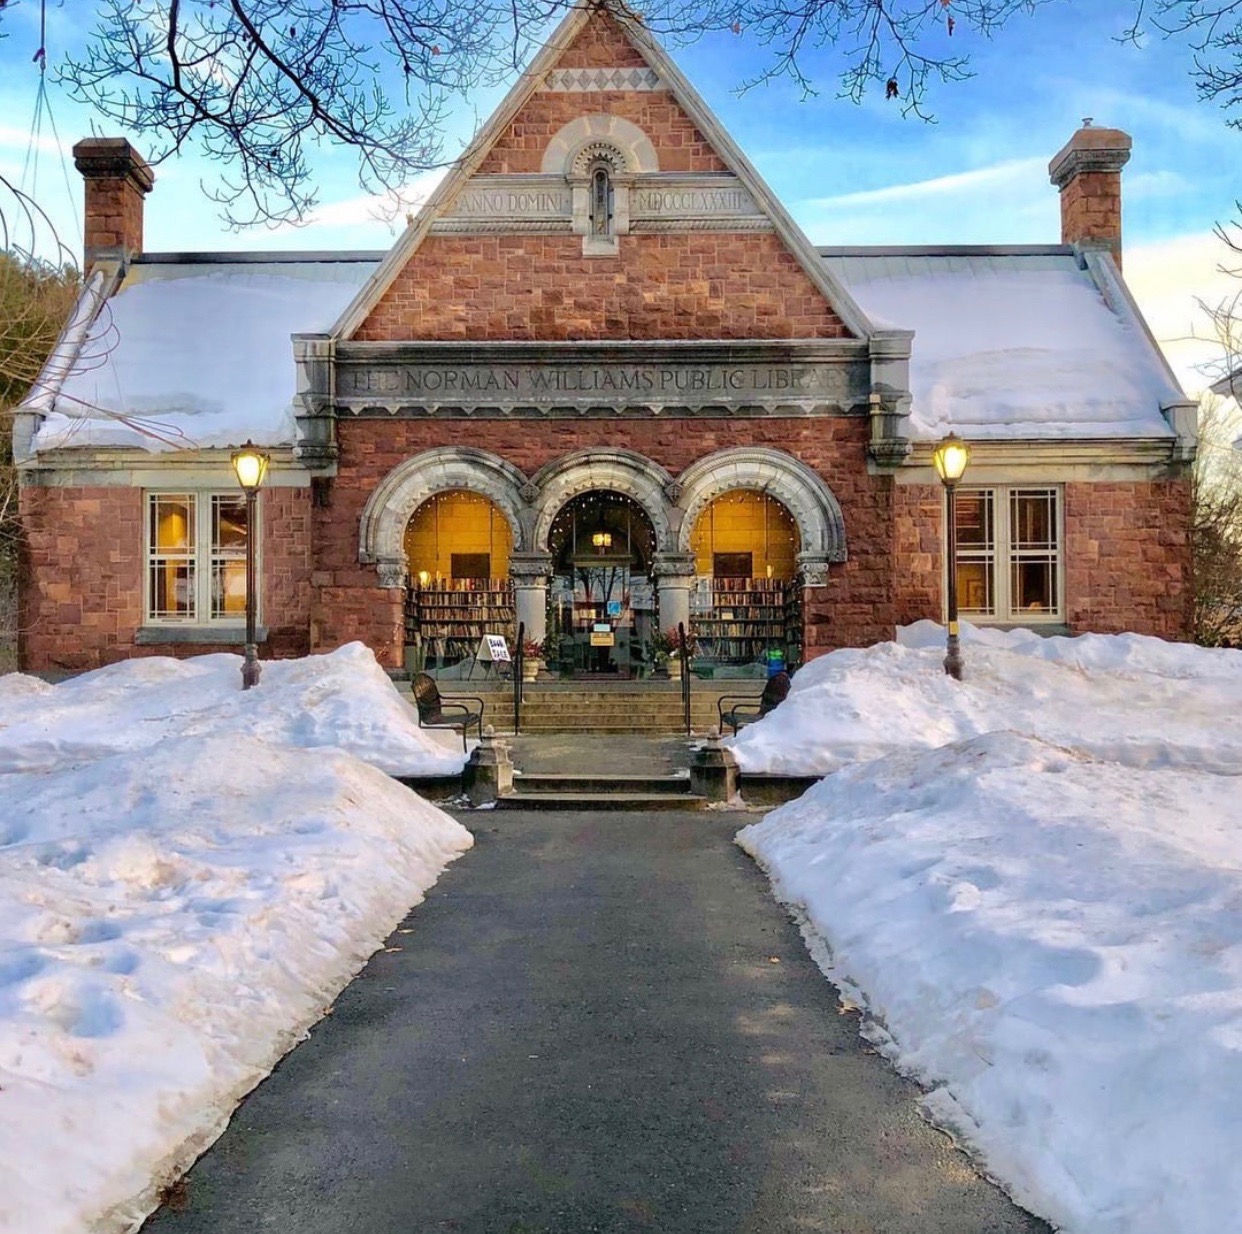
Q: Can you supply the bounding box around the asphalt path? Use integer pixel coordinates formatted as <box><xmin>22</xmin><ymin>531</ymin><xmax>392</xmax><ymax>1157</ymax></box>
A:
<box><xmin>142</xmin><ymin>807</ymin><xmax>1050</xmax><ymax>1234</ymax></box>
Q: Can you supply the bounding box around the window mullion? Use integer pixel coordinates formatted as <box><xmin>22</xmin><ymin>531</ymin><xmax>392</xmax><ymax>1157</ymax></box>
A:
<box><xmin>997</xmin><ymin>487</ymin><xmax>1013</xmax><ymax>621</ymax></box>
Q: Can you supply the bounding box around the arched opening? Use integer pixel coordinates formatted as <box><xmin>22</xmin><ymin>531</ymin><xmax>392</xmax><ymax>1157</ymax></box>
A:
<box><xmin>404</xmin><ymin>490</ymin><xmax>516</xmax><ymax>674</ymax></box>
<box><xmin>546</xmin><ymin>491</ymin><xmax>658</xmax><ymax>677</ymax></box>
<box><xmin>589</xmin><ymin>163</ymin><xmax>614</xmax><ymax>237</ymax></box>
<box><xmin>688</xmin><ymin>490</ymin><xmax>803</xmax><ymax>671</ymax></box>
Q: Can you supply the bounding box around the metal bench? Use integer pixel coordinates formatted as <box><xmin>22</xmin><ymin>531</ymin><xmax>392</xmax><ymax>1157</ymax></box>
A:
<box><xmin>717</xmin><ymin>670</ymin><xmax>791</xmax><ymax>736</ymax></box>
<box><xmin>412</xmin><ymin>673</ymin><xmax>485</xmax><ymax>751</ymax></box>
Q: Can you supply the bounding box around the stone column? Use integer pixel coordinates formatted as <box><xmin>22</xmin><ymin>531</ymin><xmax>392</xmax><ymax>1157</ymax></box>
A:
<box><xmin>797</xmin><ymin>553</ymin><xmax>831</xmax><ymax>590</ymax></box>
<box><xmin>653</xmin><ymin>553</ymin><xmax>697</xmax><ymax>634</ymax></box>
<box><xmin>509</xmin><ymin>553</ymin><xmax>552</xmax><ymax>645</ymax></box>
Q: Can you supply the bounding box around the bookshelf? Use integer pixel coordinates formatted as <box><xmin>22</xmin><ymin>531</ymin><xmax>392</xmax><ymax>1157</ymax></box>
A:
<box><xmin>691</xmin><ymin>577</ymin><xmax>794</xmax><ymax>665</ymax></box>
<box><xmin>405</xmin><ymin>578</ymin><xmax>516</xmax><ymax>668</ymax></box>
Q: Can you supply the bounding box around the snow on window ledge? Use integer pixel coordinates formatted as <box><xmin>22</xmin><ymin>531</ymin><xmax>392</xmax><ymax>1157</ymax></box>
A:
<box><xmin>135</xmin><ymin>625</ymin><xmax>268</xmax><ymax>646</ymax></box>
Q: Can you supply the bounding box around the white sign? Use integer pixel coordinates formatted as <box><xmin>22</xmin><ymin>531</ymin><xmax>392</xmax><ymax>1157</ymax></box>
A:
<box><xmin>476</xmin><ymin>634</ymin><xmax>511</xmax><ymax>664</ymax></box>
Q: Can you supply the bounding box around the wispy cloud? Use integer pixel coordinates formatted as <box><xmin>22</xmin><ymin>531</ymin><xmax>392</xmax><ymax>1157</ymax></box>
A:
<box><xmin>805</xmin><ymin>157</ymin><xmax>1046</xmax><ymax>211</ymax></box>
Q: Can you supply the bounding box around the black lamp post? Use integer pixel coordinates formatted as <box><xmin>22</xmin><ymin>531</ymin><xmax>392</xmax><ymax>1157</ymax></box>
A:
<box><xmin>230</xmin><ymin>441</ymin><xmax>270</xmax><ymax>690</ymax></box>
<box><xmin>932</xmin><ymin>433</ymin><xmax>971</xmax><ymax>680</ymax></box>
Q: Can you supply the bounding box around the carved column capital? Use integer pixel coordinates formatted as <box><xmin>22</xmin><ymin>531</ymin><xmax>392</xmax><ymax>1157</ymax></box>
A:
<box><xmin>652</xmin><ymin>553</ymin><xmax>697</xmax><ymax>580</ymax></box>
<box><xmin>376</xmin><ymin>557</ymin><xmax>408</xmax><ymax>589</ymax></box>
<box><xmin>509</xmin><ymin>553</ymin><xmax>554</xmax><ymax>584</ymax></box>
<box><xmin>797</xmin><ymin>553</ymin><xmax>832</xmax><ymax>589</ymax></box>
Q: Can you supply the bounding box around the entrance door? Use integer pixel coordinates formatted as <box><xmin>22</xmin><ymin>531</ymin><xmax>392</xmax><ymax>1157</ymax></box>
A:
<box><xmin>547</xmin><ymin>491</ymin><xmax>658</xmax><ymax>679</ymax></box>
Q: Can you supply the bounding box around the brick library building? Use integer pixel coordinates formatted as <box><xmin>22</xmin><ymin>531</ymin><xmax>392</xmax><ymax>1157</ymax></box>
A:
<box><xmin>16</xmin><ymin>3</ymin><xmax>1196</xmax><ymax>679</ymax></box>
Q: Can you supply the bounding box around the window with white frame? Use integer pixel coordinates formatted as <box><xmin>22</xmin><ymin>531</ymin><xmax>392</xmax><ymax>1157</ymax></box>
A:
<box><xmin>952</xmin><ymin>486</ymin><xmax>1062</xmax><ymax>622</ymax></box>
<box><xmin>146</xmin><ymin>492</ymin><xmax>255</xmax><ymax>624</ymax></box>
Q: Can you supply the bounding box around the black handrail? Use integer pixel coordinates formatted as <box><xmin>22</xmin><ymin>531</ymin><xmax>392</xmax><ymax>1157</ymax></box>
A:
<box><xmin>678</xmin><ymin>621</ymin><xmax>691</xmax><ymax>735</ymax></box>
<box><xmin>513</xmin><ymin>620</ymin><xmax>525</xmax><ymax>736</ymax></box>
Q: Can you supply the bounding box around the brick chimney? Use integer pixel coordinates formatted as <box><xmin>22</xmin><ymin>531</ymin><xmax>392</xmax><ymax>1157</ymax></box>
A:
<box><xmin>72</xmin><ymin>137</ymin><xmax>154</xmax><ymax>271</ymax></box>
<box><xmin>1048</xmin><ymin>120</ymin><xmax>1131</xmax><ymax>271</ymax></box>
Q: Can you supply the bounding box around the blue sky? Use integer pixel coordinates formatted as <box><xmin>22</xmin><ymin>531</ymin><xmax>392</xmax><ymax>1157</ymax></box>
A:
<box><xmin>1</xmin><ymin>0</ymin><xmax>1238</xmax><ymax>391</ymax></box>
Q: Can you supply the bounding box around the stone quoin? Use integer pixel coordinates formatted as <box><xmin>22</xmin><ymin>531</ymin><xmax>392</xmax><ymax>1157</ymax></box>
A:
<box><xmin>14</xmin><ymin>1</ymin><xmax>1195</xmax><ymax>677</ymax></box>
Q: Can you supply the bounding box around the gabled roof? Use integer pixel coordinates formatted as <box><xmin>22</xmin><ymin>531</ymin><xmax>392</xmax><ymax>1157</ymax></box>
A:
<box><xmin>327</xmin><ymin>0</ymin><xmax>875</xmax><ymax>341</ymax></box>
<box><xmin>19</xmin><ymin>246</ymin><xmax>1184</xmax><ymax>453</ymax></box>
<box><xmin>1211</xmin><ymin>368</ymin><xmax>1240</xmax><ymax>399</ymax></box>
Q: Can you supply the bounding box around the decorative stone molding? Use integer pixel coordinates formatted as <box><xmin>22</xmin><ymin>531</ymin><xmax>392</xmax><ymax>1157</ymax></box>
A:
<box><xmin>292</xmin><ymin>333</ymin><xmax>338</xmax><ymax>471</ymax></box>
<box><xmin>663</xmin><ymin>479</ymin><xmax>683</xmax><ymax>503</ymax></box>
<box><xmin>376</xmin><ymin>558</ymin><xmax>408</xmax><ymax>589</ymax></box>
<box><xmin>652</xmin><ymin>552</ymin><xmax>697</xmax><ymax>579</ymax></box>
<box><xmin>519</xmin><ymin>481</ymin><xmax>540</xmax><ymax>503</ymax></box>
<box><xmin>674</xmin><ymin>447</ymin><xmax>848</xmax><ymax>563</ymax></box>
<box><xmin>868</xmin><ymin>390</ymin><xmax>912</xmax><ymax>466</ymax></box>
<box><xmin>797</xmin><ymin>554</ymin><xmax>832</xmax><ymax>588</ymax></box>
<box><xmin>509</xmin><ymin>552</ymin><xmax>554</xmax><ymax>582</ymax></box>
<box><xmin>541</xmin><ymin>114</ymin><xmax>659</xmax><ymax>176</ymax></box>
<box><xmin>529</xmin><ymin>448</ymin><xmax>676</xmax><ymax>553</ymax></box>
<box><xmin>544</xmin><ymin>66</ymin><xmax>661</xmax><ymax>91</ymax></box>
<box><xmin>359</xmin><ymin>447</ymin><xmax>531</xmax><ymax>577</ymax></box>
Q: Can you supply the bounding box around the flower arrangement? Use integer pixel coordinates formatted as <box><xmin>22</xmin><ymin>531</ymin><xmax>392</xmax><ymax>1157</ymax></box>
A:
<box><xmin>522</xmin><ymin>637</ymin><xmax>544</xmax><ymax>660</ymax></box>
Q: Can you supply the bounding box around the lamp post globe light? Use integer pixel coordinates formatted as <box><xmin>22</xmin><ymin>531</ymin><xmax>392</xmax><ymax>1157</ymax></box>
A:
<box><xmin>229</xmin><ymin>441</ymin><xmax>270</xmax><ymax>690</ymax></box>
<box><xmin>932</xmin><ymin>433</ymin><xmax>971</xmax><ymax>681</ymax></box>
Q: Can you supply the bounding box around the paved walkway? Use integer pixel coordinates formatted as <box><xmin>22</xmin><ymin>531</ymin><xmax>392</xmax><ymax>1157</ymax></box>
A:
<box><xmin>142</xmin><ymin>805</ymin><xmax>1049</xmax><ymax>1234</ymax></box>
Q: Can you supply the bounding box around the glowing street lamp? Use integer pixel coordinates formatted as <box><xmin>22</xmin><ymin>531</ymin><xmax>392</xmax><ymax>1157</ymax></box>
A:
<box><xmin>230</xmin><ymin>441</ymin><xmax>270</xmax><ymax>690</ymax></box>
<box><xmin>932</xmin><ymin>433</ymin><xmax>971</xmax><ymax>681</ymax></box>
<box><xmin>592</xmin><ymin>530</ymin><xmax>613</xmax><ymax>549</ymax></box>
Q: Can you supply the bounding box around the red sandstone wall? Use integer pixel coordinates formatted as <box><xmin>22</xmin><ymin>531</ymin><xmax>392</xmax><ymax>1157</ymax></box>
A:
<box><xmin>312</xmin><ymin>417</ymin><xmax>897</xmax><ymax>666</ymax></box>
<box><xmin>1064</xmin><ymin>479</ymin><xmax>1191</xmax><ymax>639</ymax></box>
<box><xmin>887</xmin><ymin>478</ymin><xmax>1192</xmax><ymax>639</ymax></box>
<box><xmin>19</xmin><ymin>484</ymin><xmax>314</xmax><ymax>673</ymax></box>
<box><xmin>892</xmin><ymin>483</ymin><xmax>943</xmax><ymax>626</ymax></box>
<box><xmin>354</xmin><ymin>233</ymin><xmax>849</xmax><ymax>343</ymax></box>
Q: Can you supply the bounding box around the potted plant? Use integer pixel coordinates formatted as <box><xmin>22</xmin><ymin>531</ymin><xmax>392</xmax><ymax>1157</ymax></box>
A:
<box><xmin>660</xmin><ymin>626</ymin><xmax>691</xmax><ymax>681</ymax></box>
<box><xmin>648</xmin><ymin>626</ymin><xmax>673</xmax><ymax>679</ymax></box>
<box><xmin>521</xmin><ymin>637</ymin><xmax>544</xmax><ymax>682</ymax></box>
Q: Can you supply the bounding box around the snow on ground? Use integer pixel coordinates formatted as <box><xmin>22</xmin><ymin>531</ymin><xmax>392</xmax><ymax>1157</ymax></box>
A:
<box><xmin>737</xmin><ymin>625</ymin><xmax>1242</xmax><ymax>1234</ymax></box>
<box><xmin>0</xmin><ymin>646</ymin><xmax>473</xmax><ymax>1234</ymax></box>
<box><xmin>0</xmin><ymin>641</ymin><xmax>465</xmax><ymax>777</ymax></box>
<box><xmin>730</xmin><ymin>620</ymin><xmax>1242</xmax><ymax>776</ymax></box>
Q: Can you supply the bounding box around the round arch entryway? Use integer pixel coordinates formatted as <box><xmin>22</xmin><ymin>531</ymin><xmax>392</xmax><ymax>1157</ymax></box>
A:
<box><xmin>545</xmin><ymin>490</ymin><xmax>659</xmax><ymax>677</ymax></box>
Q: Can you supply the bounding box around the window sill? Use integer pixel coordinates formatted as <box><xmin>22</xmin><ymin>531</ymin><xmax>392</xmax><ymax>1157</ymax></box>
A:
<box><xmin>135</xmin><ymin>625</ymin><xmax>269</xmax><ymax>646</ymax></box>
<box><xmin>962</xmin><ymin>621</ymin><xmax>1069</xmax><ymax>637</ymax></box>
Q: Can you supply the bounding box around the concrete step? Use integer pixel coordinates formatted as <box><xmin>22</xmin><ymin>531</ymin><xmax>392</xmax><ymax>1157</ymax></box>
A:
<box><xmin>497</xmin><ymin>792</ymin><xmax>707</xmax><ymax>811</ymax></box>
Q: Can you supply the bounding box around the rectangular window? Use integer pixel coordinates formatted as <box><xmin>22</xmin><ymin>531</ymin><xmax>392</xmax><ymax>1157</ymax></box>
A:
<box><xmin>950</xmin><ymin>486</ymin><xmax>1062</xmax><ymax>623</ymax></box>
<box><xmin>146</xmin><ymin>492</ymin><xmax>256</xmax><ymax>624</ymax></box>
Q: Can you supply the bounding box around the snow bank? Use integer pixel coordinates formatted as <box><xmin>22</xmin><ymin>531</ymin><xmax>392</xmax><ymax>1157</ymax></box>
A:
<box><xmin>0</xmin><ymin>645</ymin><xmax>473</xmax><ymax>1233</ymax></box>
<box><xmin>739</xmin><ymin>731</ymin><xmax>1242</xmax><ymax>1234</ymax></box>
<box><xmin>736</xmin><ymin>627</ymin><xmax>1242</xmax><ymax>1233</ymax></box>
<box><xmin>0</xmin><ymin>641</ymin><xmax>464</xmax><ymax>777</ymax></box>
<box><xmin>729</xmin><ymin>622</ymin><xmax>1242</xmax><ymax>776</ymax></box>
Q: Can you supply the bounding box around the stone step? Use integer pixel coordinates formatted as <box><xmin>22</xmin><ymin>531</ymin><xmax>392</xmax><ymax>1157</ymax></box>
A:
<box><xmin>496</xmin><ymin>791</ymin><xmax>707</xmax><ymax>812</ymax></box>
<box><xmin>512</xmin><ymin>773</ymin><xmax>692</xmax><ymax>795</ymax></box>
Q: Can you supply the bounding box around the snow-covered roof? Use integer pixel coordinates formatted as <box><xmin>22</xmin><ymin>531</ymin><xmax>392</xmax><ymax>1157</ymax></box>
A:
<box><xmin>823</xmin><ymin>247</ymin><xmax>1182</xmax><ymax>441</ymax></box>
<box><xmin>25</xmin><ymin>245</ymin><xmax>1183</xmax><ymax>454</ymax></box>
<box><xmin>32</xmin><ymin>254</ymin><xmax>377</xmax><ymax>452</ymax></box>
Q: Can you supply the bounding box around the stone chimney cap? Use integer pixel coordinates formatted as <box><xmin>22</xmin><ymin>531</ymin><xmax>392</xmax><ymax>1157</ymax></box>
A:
<box><xmin>1048</xmin><ymin>125</ymin><xmax>1131</xmax><ymax>188</ymax></box>
<box><xmin>72</xmin><ymin>137</ymin><xmax>155</xmax><ymax>194</ymax></box>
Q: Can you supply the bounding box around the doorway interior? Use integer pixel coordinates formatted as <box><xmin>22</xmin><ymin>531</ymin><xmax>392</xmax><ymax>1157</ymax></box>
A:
<box><xmin>547</xmin><ymin>491</ymin><xmax>657</xmax><ymax>678</ymax></box>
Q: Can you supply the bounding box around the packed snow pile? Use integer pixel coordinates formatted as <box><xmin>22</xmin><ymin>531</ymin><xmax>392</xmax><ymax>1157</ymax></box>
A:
<box><xmin>729</xmin><ymin>620</ymin><xmax>1242</xmax><ymax>776</ymax></box>
<box><xmin>0</xmin><ymin>641</ymin><xmax>465</xmax><ymax>777</ymax></box>
<box><xmin>736</xmin><ymin>626</ymin><xmax>1242</xmax><ymax>1234</ymax></box>
<box><xmin>0</xmin><ymin>648</ymin><xmax>473</xmax><ymax>1234</ymax></box>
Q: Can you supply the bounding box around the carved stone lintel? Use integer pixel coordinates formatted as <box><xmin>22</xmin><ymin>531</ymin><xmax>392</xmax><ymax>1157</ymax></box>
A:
<box><xmin>798</xmin><ymin>554</ymin><xmax>831</xmax><ymax>589</ymax></box>
<box><xmin>376</xmin><ymin>558</ymin><xmax>408</xmax><ymax>589</ymax></box>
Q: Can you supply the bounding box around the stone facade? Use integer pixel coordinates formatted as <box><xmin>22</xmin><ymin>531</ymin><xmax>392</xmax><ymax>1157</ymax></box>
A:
<box><xmin>14</xmin><ymin>4</ymin><xmax>1195</xmax><ymax>675</ymax></box>
<box><xmin>19</xmin><ymin>485</ymin><xmax>314</xmax><ymax>672</ymax></box>
<box><xmin>1064</xmin><ymin>479</ymin><xmax>1192</xmax><ymax>638</ymax></box>
<box><xmin>355</xmin><ymin>232</ymin><xmax>850</xmax><ymax>342</ymax></box>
